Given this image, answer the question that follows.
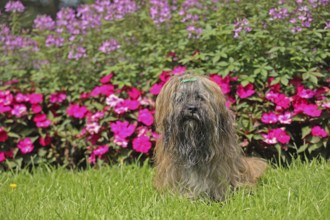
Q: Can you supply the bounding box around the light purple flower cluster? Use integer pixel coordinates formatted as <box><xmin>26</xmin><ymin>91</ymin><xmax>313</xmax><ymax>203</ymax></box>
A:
<box><xmin>233</xmin><ymin>18</ymin><xmax>252</xmax><ymax>38</ymax></box>
<box><xmin>150</xmin><ymin>0</ymin><xmax>171</xmax><ymax>24</ymax></box>
<box><xmin>290</xmin><ymin>6</ymin><xmax>313</xmax><ymax>33</ymax></box>
<box><xmin>77</xmin><ymin>5</ymin><xmax>102</xmax><ymax>30</ymax></box>
<box><xmin>268</xmin><ymin>7</ymin><xmax>289</xmax><ymax>20</ymax></box>
<box><xmin>33</xmin><ymin>15</ymin><xmax>55</xmax><ymax>31</ymax></box>
<box><xmin>1</xmin><ymin>35</ymin><xmax>38</xmax><ymax>51</ymax></box>
<box><xmin>94</xmin><ymin>0</ymin><xmax>138</xmax><ymax>21</ymax></box>
<box><xmin>5</xmin><ymin>0</ymin><xmax>25</xmax><ymax>13</ymax></box>
<box><xmin>68</xmin><ymin>46</ymin><xmax>87</xmax><ymax>60</ymax></box>
<box><xmin>98</xmin><ymin>39</ymin><xmax>120</xmax><ymax>54</ymax></box>
<box><xmin>45</xmin><ymin>35</ymin><xmax>64</xmax><ymax>47</ymax></box>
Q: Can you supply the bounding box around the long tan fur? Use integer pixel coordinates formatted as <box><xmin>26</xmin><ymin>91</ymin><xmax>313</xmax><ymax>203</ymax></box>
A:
<box><xmin>153</xmin><ymin>74</ymin><xmax>267</xmax><ymax>201</ymax></box>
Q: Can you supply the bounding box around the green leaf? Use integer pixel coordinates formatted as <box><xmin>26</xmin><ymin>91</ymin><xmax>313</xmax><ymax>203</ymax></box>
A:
<box><xmin>301</xmin><ymin>127</ymin><xmax>311</xmax><ymax>139</ymax></box>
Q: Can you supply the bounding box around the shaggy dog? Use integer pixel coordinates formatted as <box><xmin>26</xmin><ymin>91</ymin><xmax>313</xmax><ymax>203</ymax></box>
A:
<box><xmin>153</xmin><ymin>74</ymin><xmax>267</xmax><ymax>201</ymax></box>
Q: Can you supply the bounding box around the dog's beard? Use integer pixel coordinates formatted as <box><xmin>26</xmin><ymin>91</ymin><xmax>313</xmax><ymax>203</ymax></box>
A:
<box><xmin>166</xmin><ymin>108</ymin><xmax>214</xmax><ymax>168</ymax></box>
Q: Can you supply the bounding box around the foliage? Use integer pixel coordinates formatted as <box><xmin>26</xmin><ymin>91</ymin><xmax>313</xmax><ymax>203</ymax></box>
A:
<box><xmin>0</xmin><ymin>0</ymin><xmax>329</xmax><ymax>169</ymax></box>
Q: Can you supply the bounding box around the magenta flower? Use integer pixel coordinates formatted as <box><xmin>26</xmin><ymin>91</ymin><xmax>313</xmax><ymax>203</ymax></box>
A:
<box><xmin>123</xmin><ymin>100</ymin><xmax>140</xmax><ymax>110</ymax></box>
<box><xmin>17</xmin><ymin>138</ymin><xmax>34</xmax><ymax>154</ymax></box>
<box><xmin>262</xmin><ymin>128</ymin><xmax>290</xmax><ymax>145</ymax></box>
<box><xmin>274</xmin><ymin>94</ymin><xmax>291</xmax><ymax>109</ymax></box>
<box><xmin>0</xmin><ymin>152</ymin><xmax>5</xmax><ymax>162</ymax></box>
<box><xmin>278</xmin><ymin>112</ymin><xmax>292</xmax><ymax>124</ymax></box>
<box><xmin>128</xmin><ymin>87</ymin><xmax>141</xmax><ymax>100</ymax></box>
<box><xmin>91</xmin><ymin>84</ymin><xmax>114</xmax><ymax>97</ymax></box>
<box><xmin>93</xmin><ymin>145</ymin><xmax>109</xmax><ymax>157</ymax></box>
<box><xmin>261</xmin><ymin>112</ymin><xmax>278</xmax><ymax>124</ymax></box>
<box><xmin>210</xmin><ymin>74</ymin><xmax>231</xmax><ymax>94</ymax></box>
<box><xmin>150</xmin><ymin>83</ymin><xmax>163</xmax><ymax>95</ymax></box>
<box><xmin>106</xmin><ymin>94</ymin><xmax>123</xmax><ymax>107</ymax></box>
<box><xmin>302</xmin><ymin>104</ymin><xmax>322</xmax><ymax>117</ymax></box>
<box><xmin>100</xmin><ymin>73</ymin><xmax>113</xmax><ymax>84</ymax></box>
<box><xmin>86</xmin><ymin>122</ymin><xmax>101</xmax><ymax>134</ymax></box>
<box><xmin>66</xmin><ymin>104</ymin><xmax>88</xmax><ymax>119</ymax></box>
<box><xmin>114</xmin><ymin>135</ymin><xmax>129</xmax><ymax>148</ymax></box>
<box><xmin>322</xmin><ymin>102</ymin><xmax>330</xmax><ymax>109</ymax></box>
<box><xmin>132</xmin><ymin>135</ymin><xmax>152</xmax><ymax>153</ymax></box>
<box><xmin>0</xmin><ymin>91</ymin><xmax>13</xmax><ymax>106</ymax></box>
<box><xmin>237</xmin><ymin>83</ymin><xmax>255</xmax><ymax>99</ymax></box>
<box><xmin>114</xmin><ymin>101</ymin><xmax>129</xmax><ymax>114</ymax></box>
<box><xmin>31</xmin><ymin>104</ymin><xmax>42</xmax><ymax>114</ymax></box>
<box><xmin>49</xmin><ymin>92</ymin><xmax>66</xmax><ymax>103</ymax></box>
<box><xmin>39</xmin><ymin>135</ymin><xmax>51</xmax><ymax>147</ymax></box>
<box><xmin>311</xmin><ymin>126</ymin><xmax>328</xmax><ymax>138</ymax></box>
<box><xmin>297</xmin><ymin>87</ymin><xmax>316</xmax><ymax>99</ymax></box>
<box><xmin>15</xmin><ymin>93</ymin><xmax>30</xmax><ymax>103</ymax></box>
<box><xmin>11</xmin><ymin>104</ymin><xmax>27</xmax><ymax>117</ymax></box>
<box><xmin>5</xmin><ymin>1</ymin><xmax>25</xmax><ymax>13</ymax></box>
<box><xmin>29</xmin><ymin>93</ymin><xmax>43</xmax><ymax>104</ymax></box>
<box><xmin>172</xmin><ymin>66</ymin><xmax>186</xmax><ymax>75</ymax></box>
<box><xmin>0</xmin><ymin>127</ymin><xmax>9</xmax><ymax>142</ymax></box>
<box><xmin>138</xmin><ymin>109</ymin><xmax>154</xmax><ymax>126</ymax></box>
<box><xmin>34</xmin><ymin>114</ymin><xmax>51</xmax><ymax>128</ymax></box>
<box><xmin>110</xmin><ymin>121</ymin><xmax>136</xmax><ymax>139</ymax></box>
<box><xmin>90</xmin><ymin>111</ymin><xmax>105</xmax><ymax>122</ymax></box>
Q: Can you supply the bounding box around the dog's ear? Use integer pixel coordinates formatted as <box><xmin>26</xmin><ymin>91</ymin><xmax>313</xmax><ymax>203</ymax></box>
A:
<box><xmin>155</xmin><ymin>76</ymin><xmax>180</xmax><ymax>132</ymax></box>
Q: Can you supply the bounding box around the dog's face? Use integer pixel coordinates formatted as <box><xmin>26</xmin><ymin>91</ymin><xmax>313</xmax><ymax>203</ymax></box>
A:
<box><xmin>155</xmin><ymin>75</ymin><xmax>232</xmax><ymax>167</ymax></box>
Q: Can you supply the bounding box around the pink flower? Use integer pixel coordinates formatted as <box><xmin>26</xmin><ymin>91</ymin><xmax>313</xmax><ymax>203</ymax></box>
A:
<box><xmin>86</xmin><ymin>122</ymin><xmax>101</xmax><ymax>134</ymax></box>
<box><xmin>90</xmin><ymin>84</ymin><xmax>114</xmax><ymax>97</ymax></box>
<box><xmin>262</xmin><ymin>128</ymin><xmax>290</xmax><ymax>145</ymax></box>
<box><xmin>237</xmin><ymin>83</ymin><xmax>255</xmax><ymax>98</ymax></box>
<box><xmin>110</xmin><ymin>121</ymin><xmax>136</xmax><ymax>139</ymax></box>
<box><xmin>132</xmin><ymin>135</ymin><xmax>152</xmax><ymax>153</ymax></box>
<box><xmin>278</xmin><ymin>112</ymin><xmax>292</xmax><ymax>124</ymax></box>
<box><xmin>29</xmin><ymin>93</ymin><xmax>43</xmax><ymax>104</ymax></box>
<box><xmin>322</xmin><ymin>102</ymin><xmax>330</xmax><ymax>109</ymax></box>
<box><xmin>93</xmin><ymin>145</ymin><xmax>109</xmax><ymax>156</ymax></box>
<box><xmin>123</xmin><ymin>100</ymin><xmax>140</xmax><ymax>110</ymax></box>
<box><xmin>265</xmin><ymin>91</ymin><xmax>279</xmax><ymax>101</ymax></box>
<box><xmin>0</xmin><ymin>91</ymin><xmax>13</xmax><ymax>106</ymax></box>
<box><xmin>274</xmin><ymin>94</ymin><xmax>291</xmax><ymax>109</ymax></box>
<box><xmin>36</xmin><ymin>119</ymin><xmax>52</xmax><ymax>128</ymax></box>
<box><xmin>138</xmin><ymin>109</ymin><xmax>154</xmax><ymax>126</ymax></box>
<box><xmin>31</xmin><ymin>104</ymin><xmax>42</xmax><ymax>113</ymax></box>
<box><xmin>159</xmin><ymin>71</ymin><xmax>171</xmax><ymax>82</ymax></box>
<box><xmin>106</xmin><ymin>94</ymin><xmax>123</xmax><ymax>107</ymax></box>
<box><xmin>209</xmin><ymin>74</ymin><xmax>231</xmax><ymax>94</ymax></box>
<box><xmin>15</xmin><ymin>93</ymin><xmax>30</xmax><ymax>102</ymax></box>
<box><xmin>302</xmin><ymin>104</ymin><xmax>322</xmax><ymax>117</ymax></box>
<box><xmin>127</xmin><ymin>87</ymin><xmax>141</xmax><ymax>100</ymax></box>
<box><xmin>66</xmin><ymin>104</ymin><xmax>88</xmax><ymax>119</ymax></box>
<box><xmin>17</xmin><ymin>138</ymin><xmax>34</xmax><ymax>154</ymax></box>
<box><xmin>297</xmin><ymin>86</ymin><xmax>315</xmax><ymax>99</ymax></box>
<box><xmin>100</xmin><ymin>73</ymin><xmax>113</xmax><ymax>84</ymax></box>
<box><xmin>11</xmin><ymin>104</ymin><xmax>27</xmax><ymax>117</ymax></box>
<box><xmin>311</xmin><ymin>126</ymin><xmax>327</xmax><ymax>138</ymax></box>
<box><xmin>0</xmin><ymin>105</ymin><xmax>11</xmax><ymax>113</ymax></box>
<box><xmin>0</xmin><ymin>127</ymin><xmax>9</xmax><ymax>142</ymax></box>
<box><xmin>90</xmin><ymin>111</ymin><xmax>105</xmax><ymax>122</ymax></box>
<box><xmin>261</xmin><ymin>112</ymin><xmax>278</xmax><ymax>124</ymax></box>
<box><xmin>49</xmin><ymin>92</ymin><xmax>66</xmax><ymax>103</ymax></box>
<box><xmin>114</xmin><ymin>101</ymin><xmax>129</xmax><ymax>114</ymax></box>
<box><xmin>114</xmin><ymin>135</ymin><xmax>129</xmax><ymax>148</ymax></box>
<box><xmin>4</xmin><ymin>149</ymin><xmax>13</xmax><ymax>158</ymax></box>
<box><xmin>172</xmin><ymin>66</ymin><xmax>186</xmax><ymax>75</ymax></box>
<box><xmin>0</xmin><ymin>152</ymin><xmax>5</xmax><ymax>162</ymax></box>
<box><xmin>150</xmin><ymin>83</ymin><xmax>163</xmax><ymax>95</ymax></box>
<box><xmin>39</xmin><ymin>135</ymin><xmax>51</xmax><ymax>146</ymax></box>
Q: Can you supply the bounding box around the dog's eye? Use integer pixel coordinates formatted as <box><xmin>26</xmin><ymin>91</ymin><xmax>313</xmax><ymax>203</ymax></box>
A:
<box><xmin>175</xmin><ymin>96</ymin><xmax>184</xmax><ymax>103</ymax></box>
<box><xmin>196</xmin><ymin>94</ymin><xmax>204</xmax><ymax>101</ymax></box>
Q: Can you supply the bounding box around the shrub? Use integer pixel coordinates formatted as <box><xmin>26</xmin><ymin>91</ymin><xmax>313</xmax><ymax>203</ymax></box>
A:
<box><xmin>0</xmin><ymin>0</ymin><xmax>329</xmax><ymax>169</ymax></box>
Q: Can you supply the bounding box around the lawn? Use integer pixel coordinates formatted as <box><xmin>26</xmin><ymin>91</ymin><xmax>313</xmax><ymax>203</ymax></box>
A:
<box><xmin>0</xmin><ymin>159</ymin><xmax>329</xmax><ymax>220</ymax></box>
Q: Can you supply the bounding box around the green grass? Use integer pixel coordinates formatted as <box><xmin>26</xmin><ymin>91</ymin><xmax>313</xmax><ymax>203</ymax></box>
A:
<box><xmin>0</xmin><ymin>159</ymin><xmax>329</xmax><ymax>220</ymax></box>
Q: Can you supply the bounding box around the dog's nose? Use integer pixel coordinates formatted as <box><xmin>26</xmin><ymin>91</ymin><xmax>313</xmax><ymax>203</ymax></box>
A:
<box><xmin>187</xmin><ymin>105</ymin><xmax>198</xmax><ymax>113</ymax></box>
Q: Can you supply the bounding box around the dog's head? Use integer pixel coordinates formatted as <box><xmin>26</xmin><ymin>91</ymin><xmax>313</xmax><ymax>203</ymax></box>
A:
<box><xmin>155</xmin><ymin>74</ymin><xmax>235</xmax><ymax>166</ymax></box>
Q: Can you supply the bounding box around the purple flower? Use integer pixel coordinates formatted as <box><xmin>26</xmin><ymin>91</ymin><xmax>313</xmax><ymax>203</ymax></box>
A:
<box><xmin>45</xmin><ymin>35</ymin><xmax>64</xmax><ymax>47</ymax></box>
<box><xmin>268</xmin><ymin>7</ymin><xmax>289</xmax><ymax>20</ymax></box>
<box><xmin>325</xmin><ymin>21</ymin><xmax>330</xmax><ymax>30</ymax></box>
<box><xmin>233</xmin><ymin>18</ymin><xmax>252</xmax><ymax>38</ymax></box>
<box><xmin>68</xmin><ymin>47</ymin><xmax>87</xmax><ymax>60</ymax></box>
<box><xmin>34</xmin><ymin>15</ymin><xmax>55</xmax><ymax>31</ymax></box>
<box><xmin>99</xmin><ymin>39</ymin><xmax>120</xmax><ymax>54</ymax></box>
<box><xmin>150</xmin><ymin>0</ymin><xmax>171</xmax><ymax>24</ymax></box>
<box><xmin>5</xmin><ymin>1</ymin><xmax>25</xmax><ymax>13</ymax></box>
